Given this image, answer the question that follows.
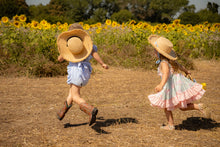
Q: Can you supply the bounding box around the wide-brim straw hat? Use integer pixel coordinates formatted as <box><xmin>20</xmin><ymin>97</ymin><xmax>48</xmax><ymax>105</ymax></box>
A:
<box><xmin>148</xmin><ymin>35</ymin><xmax>177</xmax><ymax>60</ymax></box>
<box><xmin>57</xmin><ymin>29</ymin><xmax>93</xmax><ymax>62</ymax></box>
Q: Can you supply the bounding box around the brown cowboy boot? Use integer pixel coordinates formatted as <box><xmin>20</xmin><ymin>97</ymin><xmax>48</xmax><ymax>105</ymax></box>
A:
<box><xmin>57</xmin><ymin>101</ymin><xmax>72</xmax><ymax>120</ymax></box>
<box><xmin>79</xmin><ymin>103</ymin><xmax>98</xmax><ymax>126</ymax></box>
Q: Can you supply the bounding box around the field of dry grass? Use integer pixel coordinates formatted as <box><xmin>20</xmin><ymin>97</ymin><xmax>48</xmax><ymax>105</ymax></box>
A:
<box><xmin>0</xmin><ymin>60</ymin><xmax>220</xmax><ymax>146</ymax></box>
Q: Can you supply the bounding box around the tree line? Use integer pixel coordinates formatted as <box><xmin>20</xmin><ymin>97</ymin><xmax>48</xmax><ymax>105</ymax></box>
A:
<box><xmin>0</xmin><ymin>0</ymin><xmax>219</xmax><ymax>25</ymax></box>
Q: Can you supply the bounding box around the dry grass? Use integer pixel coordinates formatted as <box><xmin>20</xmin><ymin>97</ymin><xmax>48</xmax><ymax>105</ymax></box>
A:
<box><xmin>0</xmin><ymin>59</ymin><xmax>220</xmax><ymax>146</ymax></box>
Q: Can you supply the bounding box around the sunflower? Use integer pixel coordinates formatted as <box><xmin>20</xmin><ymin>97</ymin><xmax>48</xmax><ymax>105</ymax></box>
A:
<box><xmin>203</xmin><ymin>21</ymin><xmax>208</xmax><ymax>25</ymax></box>
<box><xmin>96</xmin><ymin>28</ymin><xmax>101</xmax><ymax>34</ymax></box>
<box><xmin>201</xmin><ymin>83</ymin><xmax>206</xmax><ymax>90</ymax></box>
<box><xmin>13</xmin><ymin>15</ymin><xmax>19</xmax><ymax>21</ymax></box>
<box><xmin>183</xmin><ymin>30</ymin><xmax>188</xmax><ymax>36</ymax></box>
<box><xmin>1</xmin><ymin>16</ymin><xmax>9</xmax><ymax>23</ymax></box>
<box><xmin>40</xmin><ymin>19</ymin><xmax>47</xmax><ymax>26</ymax></box>
<box><xmin>129</xmin><ymin>20</ymin><xmax>136</xmax><ymax>26</ymax></box>
<box><xmin>105</xmin><ymin>19</ymin><xmax>111</xmax><ymax>26</ymax></box>
<box><xmin>13</xmin><ymin>21</ymin><xmax>20</xmax><ymax>28</ymax></box>
<box><xmin>186</xmin><ymin>24</ymin><xmax>192</xmax><ymax>28</ymax></box>
<box><xmin>44</xmin><ymin>23</ymin><xmax>51</xmax><ymax>30</ymax></box>
<box><xmin>84</xmin><ymin>24</ymin><xmax>90</xmax><ymax>30</ymax></box>
<box><xmin>210</xmin><ymin>27</ymin><xmax>215</xmax><ymax>32</ymax></box>
<box><xmin>121</xmin><ymin>23</ymin><xmax>125</xmax><ymax>29</ymax></box>
<box><xmin>142</xmin><ymin>23</ymin><xmax>149</xmax><ymax>30</ymax></box>
<box><xmin>31</xmin><ymin>20</ymin><xmax>39</xmax><ymax>29</ymax></box>
<box><xmin>173</xmin><ymin>19</ymin><xmax>180</xmax><ymax>25</ymax></box>
<box><xmin>96</xmin><ymin>22</ymin><xmax>102</xmax><ymax>28</ymax></box>
<box><xmin>57</xmin><ymin>22</ymin><xmax>61</xmax><ymax>26</ymax></box>
<box><xmin>189</xmin><ymin>27</ymin><xmax>195</xmax><ymax>32</ymax></box>
<box><xmin>213</xmin><ymin>23</ymin><xmax>220</xmax><ymax>28</ymax></box>
<box><xmin>63</xmin><ymin>22</ymin><xmax>68</xmax><ymax>27</ymax></box>
<box><xmin>79</xmin><ymin>22</ymin><xmax>83</xmax><ymax>26</ymax></box>
<box><xmin>58</xmin><ymin>25</ymin><xmax>63</xmax><ymax>30</ymax></box>
<box><xmin>112</xmin><ymin>21</ymin><xmax>117</xmax><ymax>27</ymax></box>
<box><xmin>19</xmin><ymin>15</ymin><xmax>27</xmax><ymax>22</ymax></box>
<box><xmin>51</xmin><ymin>24</ymin><xmax>57</xmax><ymax>29</ymax></box>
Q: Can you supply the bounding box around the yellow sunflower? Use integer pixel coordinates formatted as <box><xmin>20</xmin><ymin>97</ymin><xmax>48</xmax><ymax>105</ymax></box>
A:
<box><xmin>51</xmin><ymin>24</ymin><xmax>57</xmax><ymax>29</ymax></box>
<box><xmin>186</xmin><ymin>24</ymin><xmax>192</xmax><ymax>28</ymax></box>
<box><xmin>13</xmin><ymin>21</ymin><xmax>20</xmax><ymax>28</ymax></box>
<box><xmin>19</xmin><ymin>14</ymin><xmax>27</xmax><ymax>22</ymax></box>
<box><xmin>84</xmin><ymin>24</ymin><xmax>90</xmax><ymax>30</ymax></box>
<box><xmin>129</xmin><ymin>20</ymin><xmax>136</xmax><ymax>26</ymax></box>
<box><xmin>31</xmin><ymin>20</ymin><xmax>39</xmax><ymax>29</ymax></box>
<box><xmin>96</xmin><ymin>28</ymin><xmax>101</xmax><ymax>34</ymax></box>
<box><xmin>112</xmin><ymin>21</ymin><xmax>117</xmax><ymax>27</ymax></box>
<box><xmin>121</xmin><ymin>22</ymin><xmax>125</xmax><ymax>29</ymax></box>
<box><xmin>13</xmin><ymin>15</ymin><xmax>19</xmax><ymax>21</ymax></box>
<box><xmin>79</xmin><ymin>22</ymin><xmax>84</xmax><ymax>26</ymax></box>
<box><xmin>96</xmin><ymin>22</ymin><xmax>102</xmax><ymax>28</ymax></box>
<box><xmin>173</xmin><ymin>19</ymin><xmax>180</xmax><ymax>25</ymax></box>
<box><xmin>58</xmin><ymin>25</ymin><xmax>63</xmax><ymax>30</ymax></box>
<box><xmin>40</xmin><ymin>19</ymin><xmax>47</xmax><ymax>26</ymax></box>
<box><xmin>1</xmin><ymin>16</ymin><xmax>9</xmax><ymax>23</ymax></box>
<box><xmin>105</xmin><ymin>19</ymin><xmax>111</xmax><ymax>25</ymax></box>
<box><xmin>44</xmin><ymin>23</ymin><xmax>51</xmax><ymax>30</ymax></box>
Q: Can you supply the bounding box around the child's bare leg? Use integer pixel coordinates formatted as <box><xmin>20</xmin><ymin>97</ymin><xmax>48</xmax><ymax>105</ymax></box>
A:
<box><xmin>57</xmin><ymin>84</ymin><xmax>84</xmax><ymax>121</ymax></box>
<box><xmin>70</xmin><ymin>84</ymin><xmax>98</xmax><ymax>126</ymax></box>
<box><xmin>161</xmin><ymin>109</ymin><xmax>175</xmax><ymax>130</ymax></box>
<box><xmin>179</xmin><ymin>103</ymin><xmax>204</xmax><ymax>113</ymax></box>
<box><xmin>69</xmin><ymin>84</ymin><xmax>85</xmax><ymax>105</ymax></box>
<box><xmin>164</xmin><ymin>109</ymin><xmax>174</xmax><ymax>126</ymax></box>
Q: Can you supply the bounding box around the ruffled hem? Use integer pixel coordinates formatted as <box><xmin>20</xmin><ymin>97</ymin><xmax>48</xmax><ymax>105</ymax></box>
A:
<box><xmin>148</xmin><ymin>83</ymin><xmax>205</xmax><ymax>111</ymax></box>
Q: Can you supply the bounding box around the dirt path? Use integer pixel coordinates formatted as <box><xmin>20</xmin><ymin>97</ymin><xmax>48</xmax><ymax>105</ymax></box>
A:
<box><xmin>0</xmin><ymin>60</ymin><xmax>220</xmax><ymax>146</ymax></box>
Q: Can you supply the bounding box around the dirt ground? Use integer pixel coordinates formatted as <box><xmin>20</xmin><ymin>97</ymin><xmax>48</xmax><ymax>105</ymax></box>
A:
<box><xmin>0</xmin><ymin>60</ymin><xmax>220</xmax><ymax>147</ymax></box>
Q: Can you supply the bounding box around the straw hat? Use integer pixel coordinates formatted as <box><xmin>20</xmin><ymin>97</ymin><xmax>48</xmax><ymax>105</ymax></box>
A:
<box><xmin>148</xmin><ymin>35</ymin><xmax>177</xmax><ymax>60</ymax></box>
<box><xmin>57</xmin><ymin>29</ymin><xmax>93</xmax><ymax>62</ymax></box>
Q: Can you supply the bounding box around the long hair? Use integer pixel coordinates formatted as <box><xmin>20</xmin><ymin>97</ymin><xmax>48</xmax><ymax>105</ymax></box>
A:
<box><xmin>159</xmin><ymin>54</ymin><xmax>179</xmax><ymax>72</ymax></box>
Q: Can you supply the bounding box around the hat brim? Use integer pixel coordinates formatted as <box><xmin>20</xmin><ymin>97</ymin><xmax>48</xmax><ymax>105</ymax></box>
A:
<box><xmin>57</xmin><ymin>29</ymin><xmax>93</xmax><ymax>63</ymax></box>
<box><xmin>148</xmin><ymin>35</ymin><xmax>177</xmax><ymax>60</ymax></box>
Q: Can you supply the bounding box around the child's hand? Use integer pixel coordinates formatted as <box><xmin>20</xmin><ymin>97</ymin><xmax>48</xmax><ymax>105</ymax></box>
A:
<box><xmin>58</xmin><ymin>55</ymin><xmax>64</xmax><ymax>62</ymax></box>
<box><xmin>155</xmin><ymin>84</ymin><xmax>163</xmax><ymax>92</ymax></box>
<box><xmin>102</xmin><ymin>64</ymin><xmax>109</xmax><ymax>69</ymax></box>
<box><xmin>185</xmin><ymin>70</ymin><xmax>191</xmax><ymax>75</ymax></box>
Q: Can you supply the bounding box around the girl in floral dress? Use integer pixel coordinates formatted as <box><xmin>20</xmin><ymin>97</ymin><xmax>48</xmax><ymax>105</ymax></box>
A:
<box><xmin>148</xmin><ymin>35</ymin><xmax>206</xmax><ymax>130</ymax></box>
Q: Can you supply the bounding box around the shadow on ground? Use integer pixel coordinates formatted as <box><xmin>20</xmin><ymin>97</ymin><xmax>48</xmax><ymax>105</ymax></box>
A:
<box><xmin>63</xmin><ymin>117</ymin><xmax>138</xmax><ymax>134</ymax></box>
<box><xmin>175</xmin><ymin>117</ymin><xmax>220</xmax><ymax>131</ymax></box>
<box><xmin>92</xmin><ymin>117</ymin><xmax>138</xmax><ymax>134</ymax></box>
<box><xmin>64</xmin><ymin>122</ymin><xmax>88</xmax><ymax>128</ymax></box>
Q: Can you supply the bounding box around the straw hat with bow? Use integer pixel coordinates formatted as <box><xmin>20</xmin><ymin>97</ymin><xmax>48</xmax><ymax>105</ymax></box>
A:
<box><xmin>57</xmin><ymin>29</ymin><xmax>93</xmax><ymax>63</ymax></box>
<box><xmin>148</xmin><ymin>35</ymin><xmax>177</xmax><ymax>60</ymax></box>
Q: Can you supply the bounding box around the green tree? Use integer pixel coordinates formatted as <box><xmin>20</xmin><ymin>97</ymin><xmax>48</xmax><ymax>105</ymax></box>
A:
<box><xmin>92</xmin><ymin>8</ymin><xmax>107</xmax><ymax>23</ymax></box>
<box><xmin>0</xmin><ymin>0</ymin><xmax>30</xmax><ymax>18</ymax></box>
<box><xmin>148</xmin><ymin>0</ymin><xmax>189</xmax><ymax>23</ymax></box>
<box><xmin>111</xmin><ymin>9</ymin><xmax>133</xmax><ymax>23</ymax></box>
<box><xmin>197</xmin><ymin>9</ymin><xmax>220</xmax><ymax>23</ymax></box>
<box><xmin>207</xmin><ymin>2</ymin><xmax>219</xmax><ymax>13</ymax></box>
<box><xmin>178</xmin><ymin>12</ymin><xmax>200</xmax><ymax>25</ymax></box>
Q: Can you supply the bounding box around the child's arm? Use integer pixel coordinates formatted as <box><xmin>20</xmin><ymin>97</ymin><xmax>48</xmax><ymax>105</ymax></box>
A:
<box><xmin>155</xmin><ymin>62</ymin><xmax>169</xmax><ymax>92</ymax></box>
<box><xmin>92</xmin><ymin>51</ymin><xmax>109</xmax><ymax>69</ymax></box>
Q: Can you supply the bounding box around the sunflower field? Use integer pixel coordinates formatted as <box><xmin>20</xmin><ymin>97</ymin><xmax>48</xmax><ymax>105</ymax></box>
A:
<box><xmin>0</xmin><ymin>15</ymin><xmax>220</xmax><ymax>77</ymax></box>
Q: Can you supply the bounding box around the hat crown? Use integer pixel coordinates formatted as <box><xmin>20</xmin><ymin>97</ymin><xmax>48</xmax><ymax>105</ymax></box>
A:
<box><xmin>67</xmin><ymin>37</ymin><xmax>83</xmax><ymax>55</ymax></box>
<box><xmin>156</xmin><ymin>37</ymin><xmax>173</xmax><ymax>54</ymax></box>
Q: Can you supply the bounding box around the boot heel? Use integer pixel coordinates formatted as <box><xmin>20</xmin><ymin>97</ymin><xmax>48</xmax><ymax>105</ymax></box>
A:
<box><xmin>79</xmin><ymin>103</ymin><xmax>98</xmax><ymax>126</ymax></box>
<box><xmin>90</xmin><ymin>108</ymin><xmax>98</xmax><ymax>126</ymax></box>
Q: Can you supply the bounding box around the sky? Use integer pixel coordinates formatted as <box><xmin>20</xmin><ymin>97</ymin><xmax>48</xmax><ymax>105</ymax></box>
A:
<box><xmin>25</xmin><ymin>0</ymin><xmax>220</xmax><ymax>13</ymax></box>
